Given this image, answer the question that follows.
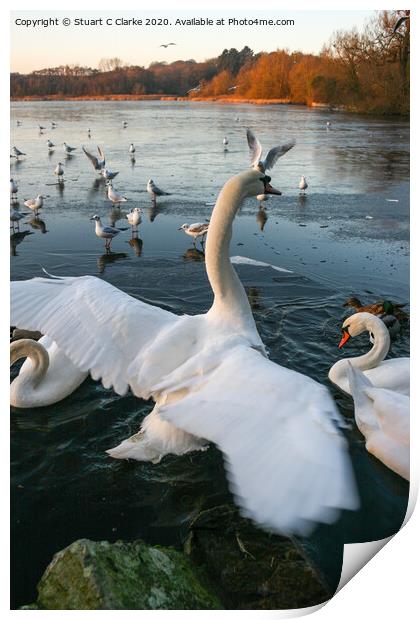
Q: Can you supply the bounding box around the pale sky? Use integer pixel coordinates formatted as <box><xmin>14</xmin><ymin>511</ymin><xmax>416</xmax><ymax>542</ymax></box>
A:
<box><xmin>11</xmin><ymin>10</ymin><xmax>375</xmax><ymax>73</ymax></box>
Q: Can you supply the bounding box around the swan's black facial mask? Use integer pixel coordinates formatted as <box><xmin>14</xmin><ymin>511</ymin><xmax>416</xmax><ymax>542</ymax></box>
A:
<box><xmin>261</xmin><ymin>175</ymin><xmax>282</xmax><ymax>195</ymax></box>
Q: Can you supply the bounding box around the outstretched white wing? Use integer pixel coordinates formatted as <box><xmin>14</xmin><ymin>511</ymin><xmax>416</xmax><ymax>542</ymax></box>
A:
<box><xmin>11</xmin><ymin>276</ymin><xmax>177</xmax><ymax>396</ymax></box>
<box><xmin>246</xmin><ymin>129</ymin><xmax>263</xmax><ymax>168</ymax></box>
<box><xmin>159</xmin><ymin>344</ymin><xmax>359</xmax><ymax>536</ymax></box>
<box><xmin>263</xmin><ymin>140</ymin><xmax>296</xmax><ymax>171</ymax></box>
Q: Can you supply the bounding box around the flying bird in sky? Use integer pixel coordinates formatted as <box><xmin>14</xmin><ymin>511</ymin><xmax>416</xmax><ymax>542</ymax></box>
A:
<box><xmin>160</xmin><ymin>43</ymin><xmax>176</xmax><ymax>48</ymax></box>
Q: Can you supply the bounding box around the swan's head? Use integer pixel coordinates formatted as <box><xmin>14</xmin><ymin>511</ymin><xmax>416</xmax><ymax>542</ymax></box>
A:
<box><xmin>238</xmin><ymin>169</ymin><xmax>281</xmax><ymax>198</ymax></box>
<box><xmin>339</xmin><ymin>312</ymin><xmax>385</xmax><ymax>348</ymax></box>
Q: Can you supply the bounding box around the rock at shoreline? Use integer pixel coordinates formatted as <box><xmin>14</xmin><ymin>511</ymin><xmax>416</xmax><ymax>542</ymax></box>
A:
<box><xmin>29</xmin><ymin>539</ymin><xmax>223</xmax><ymax>610</ymax></box>
<box><xmin>185</xmin><ymin>505</ymin><xmax>331</xmax><ymax>610</ymax></box>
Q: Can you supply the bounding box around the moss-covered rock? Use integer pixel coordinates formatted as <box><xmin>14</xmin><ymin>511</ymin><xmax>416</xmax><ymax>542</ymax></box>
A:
<box><xmin>185</xmin><ymin>505</ymin><xmax>331</xmax><ymax>610</ymax></box>
<box><xmin>32</xmin><ymin>539</ymin><xmax>223</xmax><ymax>610</ymax></box>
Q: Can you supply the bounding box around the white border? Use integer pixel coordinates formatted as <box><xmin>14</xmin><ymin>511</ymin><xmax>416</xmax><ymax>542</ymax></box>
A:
<box><xmin>3</xmin><ymin>2</ymin><xmax>418</xmax><ymax>618</ymax></box>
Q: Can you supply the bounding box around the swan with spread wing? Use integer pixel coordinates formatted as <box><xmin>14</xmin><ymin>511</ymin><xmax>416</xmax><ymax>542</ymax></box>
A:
<box><xmin>11</xmin><ymin>165</ymin><xmax>358</xmax><ymax>536</ymax></box>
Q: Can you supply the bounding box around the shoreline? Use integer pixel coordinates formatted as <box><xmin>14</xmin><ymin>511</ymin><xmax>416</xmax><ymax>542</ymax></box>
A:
<box><xmin>10</xmin><ymin>95</ymin><xmax>408</xmax><ymax>117</ymax></box>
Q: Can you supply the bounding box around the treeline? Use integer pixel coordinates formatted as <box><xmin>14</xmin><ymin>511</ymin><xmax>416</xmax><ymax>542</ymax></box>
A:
<box><xmin>11</xmin><ymin>11</ymin><xmax>409</xmax><ymax>115</ymax></box>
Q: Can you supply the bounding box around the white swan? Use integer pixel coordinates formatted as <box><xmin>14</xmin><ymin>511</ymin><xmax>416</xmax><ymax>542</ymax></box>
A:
<box><xmin>347</xmin><ymin>362</ymin><xmax>409</xmax><ymax>480</ymax></box>
<box><xmin>11</xmin><ymin>169</ymin><xmax>358</xmax><ymax>536</ymax></box>
<box><xmin>329</xmin><ymin>313</ymin><xmax>409</xmax><ymax>396</ymax></box>
<box><xmin>10</xmin><ymin>336</ymin><xmax>88</xmax><ymax>408</ymax></box>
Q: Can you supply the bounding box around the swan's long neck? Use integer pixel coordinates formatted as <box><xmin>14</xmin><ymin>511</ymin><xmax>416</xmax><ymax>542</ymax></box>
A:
<box><xmin>348</xmin><ymin>318</ymin><xmax>390</xmax><ymax>370</ymax></box>
<box><xmin>205</xmin><ymin>175</ymin><xmax>254</xmax><ymax>330</ymax></box>
<box><xmin>10</xmin><ymin>339</ymin><xmax>49</xmax><ymax>387</ymax></box>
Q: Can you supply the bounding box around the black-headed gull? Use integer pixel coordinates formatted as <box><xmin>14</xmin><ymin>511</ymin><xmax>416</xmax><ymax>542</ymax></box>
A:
<box><xmin>246</xmin><ymin>129</ymin><xmax>295</xmax><ymax>172</ymax></box>
<box><xmin>54</xmin><ymin>162</ymin><xmax>64</xmax><ymax>180</ymax></box>
<box><xmin>126</xmin><ymin>207</ymin><xmax>142</xmax><ymax>231</ymax></box>
<box><xmin>11</xmin><ymin>146</ymin><xmax>26</xmax><ymax>159</ymax></box>
<box><xmin>24</xmin><ymin>195</ymin><xmax>45</xmax><ymax>216</ymax></box>
<box><xmin>90</xmin><ymin>214</ymin><xmax>121</xmax><ymax>249</ymax></box>
<box><xmin>10</xmin><ymin>178</ymin><xmax>18</xmax><ymax>200</ymax></box>
<box><xmin>108</xmin><ymin>184</ymin><xmax>128</xmax><ymax>205</ymax></box>
<box><xmin>299</xmin><ymin>176</ymin><xmax>308</xmax><ymax>194</ymax></box>
<box><xmin>147</xmin><ymin>179</ymin><xmax>171</xmax><ymax>203</ymax></box>
<box><xmin>63</xmin><ymin>142</ymin><xmax>77</xmax><ymax>155</ymax></box>
<box><xmin>83</xmin><ymin>145</ymin><xmax>105</xmax><ymax>172</ymax></box>
<box><xmin>179</xmin><ymin>222</ymin><xmax>209</xmax><ymax>245</ymax></box>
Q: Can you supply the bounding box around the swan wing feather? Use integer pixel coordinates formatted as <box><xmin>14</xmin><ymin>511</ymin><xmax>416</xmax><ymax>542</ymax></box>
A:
<box><xmin>364</xmin><ymin>387</ymin><xmax>410</xmax><ymax>445</ymax></box>
<box><xmin>11</xmin><ymin>276</ymin><xmax>176</xmax><ymax>395</ymax></box>
<box><xmin>159</xmin><ymin>344</ymin><xmax>359</xmax><ymax>536</ymax></box>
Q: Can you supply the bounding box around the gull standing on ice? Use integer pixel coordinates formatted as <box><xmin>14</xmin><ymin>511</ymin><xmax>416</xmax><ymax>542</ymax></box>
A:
<box><xmin>108</xmin><ymin>184</ymin><xmax>128</xmax><ymax>206</ymax></box>
<box><xmin>47</xmin><ymin>139</ymin><xmax>55</xmax><ymax>150</ymax></box>
<box><xmin>10</xmin><ymin>178</ymin><xmax>18</xmax><ymax>201</ymax></box>
<box><xmin>126</xmin><ymin>208</ymin><xmax>142</xmax><ymax>232</ymax></box>
<box><xmin>11</xmin><ymin>146</ymin><xmax>26</xmax><ymax>159</ymax></box>
<box><xmin>63</xmin><ymin>142</ymin><xmax>77</xmax><ymax>155</ymax></box>
<box><xmin>129</xmin><ymin>143</ymin><xmax>136</xmax><ymax>154</ymax></box>
<box><xmin>299</xmin><ymin>176</ymin><xmax>308</xmax><ymax>194</ymax></box>
<box><xmin>90</xmin><ymin>215</ymin><xmax>121</xmax><ymax>249</ymax></box>
<box><xmin>54</xmin><ymin>162</ymin><xmax>65</xmax><ymax>181</ymax></box>
<box><xmin>24</xmin><ymin>195</ymin><xmax>45</xmax><ymax>216</ymax></box>
<box><xmin>147</xmin><ymin>179</ymin><xmax>171</xmax><ymax>204</ymax></box>
<box><xmin>10</xmin><ymin>207</ymin><xmax>26</xmax><ymax>231</ymax></box>
<box><xmin>179</xmin><ymin>222</ymin><xmax>209</xmax><ymax>245</ymax></box>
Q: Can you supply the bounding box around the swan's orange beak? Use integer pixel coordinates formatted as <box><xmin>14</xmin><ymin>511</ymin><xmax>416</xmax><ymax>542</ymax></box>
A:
<box><xmin>264</xmin><ymin>182</ymin><xmax>282</xmax><ymax>195</ymax></box>
<box><xmin>338</xmin><ymin>331</ymin><xmax>351</xmax><ymax>348</ymax></box>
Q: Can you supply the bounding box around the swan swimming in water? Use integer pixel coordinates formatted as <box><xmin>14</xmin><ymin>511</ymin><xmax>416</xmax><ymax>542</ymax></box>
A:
<box><xmin>11</xmin><ymin>168</ymin><xmax>358</xmax><ymax>536</ymax></box>
<box><xmin>329</xmin><ymin>313</ymin><xmax>409</xmax><ymax>396</ymax></box>
<box><xmin>10</xmin><ymin>337</ymin><xmax>88</xmax><ymax>408</ymax></box>
<box><xmin>347</xmin><ymin>362</ymin><xmax>409</xmax><ymax>481</ymax></box>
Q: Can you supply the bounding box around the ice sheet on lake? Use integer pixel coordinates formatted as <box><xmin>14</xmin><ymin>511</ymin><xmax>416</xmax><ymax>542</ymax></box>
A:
<box><xmin>230</xmin><ymin>255</ymin><xmax>293</xmax><ymax>273</ymax></box>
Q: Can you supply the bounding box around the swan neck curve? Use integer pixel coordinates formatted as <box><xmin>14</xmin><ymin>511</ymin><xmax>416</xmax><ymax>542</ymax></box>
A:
<box><xmin>10</xmin><ymin>339</ymin><xmax>49</xmax><ymax>387</ymax></box>
<box><xmin>350</xmin><ymin>318</ymin><xmax>390</xmax><ymax>370</ymax></box>
<box><xmin>205</xmin><ymin>176</ymin><xmax>254</xmax><ymax>328</ymax></box>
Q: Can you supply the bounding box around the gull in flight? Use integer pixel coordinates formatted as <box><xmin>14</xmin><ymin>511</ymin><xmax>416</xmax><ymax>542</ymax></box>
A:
<box><xmin>63</xmin><ymin>142</ymin><xmax>77</xmax><ymax>155</ymax></box>
<box><xmin>179</xmin><ymin>222</ymin><xmax>209</xmax><ymax>246</ymax></box>
<box><xmin>108</xmin><ymin>184</ymin><xmax>128</xmax><ymax>205</ymax></box>
<box><xmin>160</xmin><ymin>42</ymin><xmax>176</xmax><ymax>48</ymax></box>
<box><xmin>147</xmin><ymin>179</ymin><xmax>171</xmax><ymax>204</ymax></box>
<box><xmin>90</xmin><ymin>215</ymin><xmax>121</xmax><ymax>249</ymax></box>
<box><xmin>187</xmin><ymin>85</ymin><xmax>201</xmax><ymax>94</ymax></box>
<box><xmin>11</xmin><ymin>146</ymin><xmax>26</xmax><ymax>159</ymax></box>
<box><xmin>24</xmin><ymin>195</ymin><xmax>45</xmax><ymax>216</ymax></box>
<box><xmin>247</xmin><ymin>128</ymin><xmax>295</xmax><ymax>172</ymax></box>
<box><xmin>82</xmin><ymin>145</ymin><xmax>105</xmax><ymax>172</ymax></box>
